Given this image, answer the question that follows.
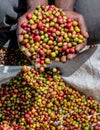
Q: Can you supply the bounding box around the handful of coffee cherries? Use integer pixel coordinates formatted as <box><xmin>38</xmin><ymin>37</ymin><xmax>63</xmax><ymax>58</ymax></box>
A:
<box><xmin>19</xmin><ymin>5</ymin><xmax>86</xmax><ymax>68</ymax></box>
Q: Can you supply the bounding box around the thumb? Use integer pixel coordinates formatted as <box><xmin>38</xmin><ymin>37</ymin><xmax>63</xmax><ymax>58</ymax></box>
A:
<box><xmin>17</xmin><ymin>9</ymin><xmax>34</xmax><ymax>43</ymax></box>
<box><xmin>16</xmin><ymin>16</ymin><xmax>27</xmax><ymax>43</ymax></box>
<box><xmin>78</xmin><ymin>15</ymin><xmax>89</xmax><ymax>38</ymax></box>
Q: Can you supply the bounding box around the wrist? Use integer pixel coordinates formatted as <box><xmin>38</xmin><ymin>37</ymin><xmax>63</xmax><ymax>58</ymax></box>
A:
<box><xmin>55</xmin><ymin>0</ymin><xmax>76</xmax><ymax>11</ymax></box>
<box><xmin>61</xmin><ymin>7</ymin><xmax>74</xmax><ymax>11</ymax></box>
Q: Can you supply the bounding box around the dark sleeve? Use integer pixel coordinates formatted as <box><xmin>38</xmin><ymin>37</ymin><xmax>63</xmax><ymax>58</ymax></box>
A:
<box><xmin>0</xmin><ymin>0</ymin><xmax>27</xmax><ymax>31</ymax></box>
<box><xmin>48</xmin><ymin>0</ymin><xmax>55</xmax><ymax>5</ymax></box>
<box><xmin>74</xmin><ymin>0</ymin><xmax>100</xmax><ymax>44</ymax></box>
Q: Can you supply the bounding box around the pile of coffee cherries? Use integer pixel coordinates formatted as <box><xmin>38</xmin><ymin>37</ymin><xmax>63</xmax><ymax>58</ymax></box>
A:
<box><xmin>0</xmin><ymin>47</ymin><xmax>31</xmax><ymax>65</ymax></box>
<box><xmin>19</xmin><ymin>5</ymin><xmax>86</xmax><ymax>67</ymax></box>
<box><xmin>0</xmin><ymin>48</ymin><xmax>6</xmax><ymax>65</ymax></box>
<box><xmin>0</xmin><ymin>66</ymin><xmax>100</xmax><ymax>130</ymax></box>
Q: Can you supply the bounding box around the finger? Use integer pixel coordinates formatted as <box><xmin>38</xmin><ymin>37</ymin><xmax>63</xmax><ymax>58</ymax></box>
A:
<box><xmin>18</xmin><ymin>35</ymin><xmax>23</xmax><ymax>43</ymax></box>
<box><xmin>16</xmin><ymin>17</ymin><xmax>27</xmax><ymax>36</ymax></box>
<box><xmin>23</xmin><ymin>48</ymin><xmax>32</xmax><ymax>57</ymax></box>
<box><xmin>17</xmin><ymin>9</ymin><xmax>34</xmax><ymax>43</ymax></box>
<box><xmin>67</xmin><ymin>53</ymin><xmax>76</xmax><ymax>60</ymax></box>
<box><xmin>16</xmin><ymin>23</ymin><xmax>24</xmax><ymax>43</ymax></box>
<box><xmin>75</xmin><ymin>41</ymin><xmax>87</xmax><ymax>52</ymax></box>
<box><xmin>78</xmin><ymin>15</ymin><xmax>89</xmax><ymax>38</ymax></box>
<box><xmin>65</xmin><ymin>11</ymin><xmax>89</xmax><ymax>38</ymax></box>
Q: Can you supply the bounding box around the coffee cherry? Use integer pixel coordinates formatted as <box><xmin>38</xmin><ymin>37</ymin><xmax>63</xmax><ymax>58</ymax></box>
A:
<box><xmin>69</xmin><ymin>48</ymin><xmax>75</xmax><ymax>53</ymax></box>
<box><xmin>67</xmin><ymin>18</ymin><xmax>72</xmax><ymax>23</ymax></box>
<box><xmin>26</xmin><ymin>14</ymin><xmax>32</xmax><ymax>20</ymax></box>
<box><xmin>94</xmin><ymin>125</ymin><xmax>99</xmax><ymax>130</ymax></box>
<box><xmin>45</xmin><ymin>58</ymin><xmax>51</xmax><ymax>64</ymax></box>
<box><xmin>72</xmin><ymin>20</ymin><xmax>78</xmax><ymax>26</ymax></box>
<box><xmin>66</xmin><ymin>23</ymin><xmax>72</xmax><ymax>29</ymax></box>
<box><xmin>34</xmin><ymin>35</ymin><xmax>41</xmax><ymax>42</ymax></box>
<box><xmin>21</xmin><ymin>22</ymin><xmax>27</xmax><ymax>28</ymax></box>
<box><xmin>37</xmin><ymin>22</ymin><xmax>43</xmax><ymax>29</ymax></box>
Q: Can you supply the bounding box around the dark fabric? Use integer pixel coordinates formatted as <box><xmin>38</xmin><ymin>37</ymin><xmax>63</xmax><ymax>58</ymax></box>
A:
<box><xmin>0</xmin><ymin>0</ymin><xmax>27</xmax><ymax>31</ymax></box>
<box><xmin>0</xmin><ymin>0</ymin><xmax>26</xmax><ymax>48</ymax></box>
<box><xmin>48</xmin><ymin>0</ymin><xmax>54</xmax><ymax>5</ymax></box>
<box><xmin>0</xmin><ymin>31</ymin><xmax>17</xmax><ymax>49</ymax></box>
<box><xmin>75</xmin><ymin>0</ymin><xmax>100</xmax><ymax>44</ymax></box>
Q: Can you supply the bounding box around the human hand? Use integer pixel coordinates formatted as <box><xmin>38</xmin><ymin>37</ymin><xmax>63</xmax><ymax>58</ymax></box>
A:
<box><xmin>64</xmin><ymin>10</ymin><xmax>89</xmax><ymax>38</ymax></box>
<box><xmin>17</xmin><ymin>8</ymin><xmax>89</xmax><ymax>66</ymax></box>
<box><xmin>64</xmin><ymin>10</ymin><xmax>89</xmax><ymax>55</ymax></box>
<box><xmin>16</xmin><ymin>9</ymin><xmax>35</xmax><ymax>60</ymax></box>
<box><xmin>48</xmin><ymin>10</ymin><xmax>89</xmax><ymax>74</ymax></box>
<box><xmin>17</xmin><ymin>8</ymin><xmax>34</xmax><ymax>42</ymax></box>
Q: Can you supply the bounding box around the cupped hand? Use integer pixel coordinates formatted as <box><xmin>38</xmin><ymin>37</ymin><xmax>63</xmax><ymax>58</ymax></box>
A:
<box><xmin>17</xmin><ymin>9</ymin><xmax>34</xmax><ymax>43</ymax></box>
<box><xmin>16</xmin><ymin>9</ymin><xmax>35</xmax><ymax>62</ymax></box>
<box><xmin>16</xmin><ymin>8</ymin><xmax>89</xmax><ymax>67</ymax></box>
<box><xmin>49</xmin><ymin>10</ymin><xmax>89</xmax><ymax>73</ymax></box>
<box><xmin>64</xmin><ymin>10</ymin><xmax>89</xmax><ymax>39</ymax></box>
<box><xmin>64</xmin><ymin>10</ymin><xmax>89</xmax><ymax>57</ymax></box>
